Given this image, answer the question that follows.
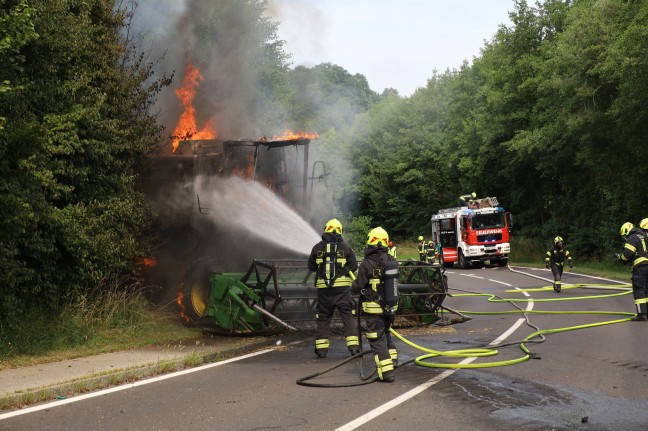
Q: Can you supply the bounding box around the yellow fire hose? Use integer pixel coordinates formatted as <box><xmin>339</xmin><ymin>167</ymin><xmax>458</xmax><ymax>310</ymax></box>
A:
<box><xmin>297</xmin><ymin>269</ymin><xmax>634</xmax><ymax>386</ymax></box>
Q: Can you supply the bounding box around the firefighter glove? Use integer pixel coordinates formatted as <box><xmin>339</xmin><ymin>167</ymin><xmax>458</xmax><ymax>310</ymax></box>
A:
<box><xmin>545</xmin><ymin>264</ymin><xmax>550</xmax><ymax>269</ymax></box>
<box><xmin>351</xmin><ymin>281</ymin><xmax>359</xmax><ymax>295</ymax></box>
<box><xmin>614</xmin><ymin>253</ymin><xmax>621</xmax><ymax>260</ymax></box>
<box><xmin>569</xmin><ymin>261</ymin><xmax>573</xmax><ymax>268</ymax></box>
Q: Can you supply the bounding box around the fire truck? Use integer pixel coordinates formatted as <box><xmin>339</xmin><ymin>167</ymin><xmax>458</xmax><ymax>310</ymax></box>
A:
<box><xmin>431</xmin><ymin>197</ymin><xmax>512</xmax><ymax>269</ymax></box>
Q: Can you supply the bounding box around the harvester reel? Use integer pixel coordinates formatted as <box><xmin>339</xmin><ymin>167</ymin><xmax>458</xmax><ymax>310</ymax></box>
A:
<box><xmin>179</xmin><ymin>259</ymin><xmax>452</xmax><ymax>335</ymax></box>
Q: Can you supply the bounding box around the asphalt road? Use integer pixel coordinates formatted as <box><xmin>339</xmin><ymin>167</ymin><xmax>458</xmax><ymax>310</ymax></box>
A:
<box><xmin>2</xmin><ymin>266</ymin><xmax>647</xmax><ymax>431</ymax></box>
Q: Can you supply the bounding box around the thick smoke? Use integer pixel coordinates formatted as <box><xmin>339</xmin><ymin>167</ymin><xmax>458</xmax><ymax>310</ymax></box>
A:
<box><xmin>131</xmin><ymin>0</ymin><xmax>291</xmax><ymax>145</ymax></box>
<box><xmin>131</xmin><ymin>1</ymin><xmax>365</xmax><ymax>307</ymax></box>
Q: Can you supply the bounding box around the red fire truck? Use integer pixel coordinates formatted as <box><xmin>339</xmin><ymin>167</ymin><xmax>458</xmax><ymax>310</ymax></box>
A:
<box><xmin>431</xmin><ymin>197</ymin><xmax>512</xmax><ymax>268</ymax></box>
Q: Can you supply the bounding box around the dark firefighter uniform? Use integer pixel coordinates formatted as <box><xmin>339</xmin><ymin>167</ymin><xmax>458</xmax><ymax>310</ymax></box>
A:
<box><xmin>355</xmin><ymin>227</ymin><xmax>399</xmax><ymax>382</ymax></box>
<box><xmin>545</xmin><ymin>236</ymin><xmax>572</xmax><ymax>293</ymax></box>
<box><xmin>427</xmin><ymin>241</ymin><xmax>436</xmax><ymax>264</ymax></box>
<box><xmin>417</xmin><ymin>236</ymin><xmax>427</xmax><ymax>262</ymax></box>
<box><xmin>308</xmin><ymin>218</ymin><xmax>359</xmax><ymax>357</ymax></box>
<box><xmin>619</xmin><ymin>222</ymin><xmax>648</xmax><ymax>321</ymax></box>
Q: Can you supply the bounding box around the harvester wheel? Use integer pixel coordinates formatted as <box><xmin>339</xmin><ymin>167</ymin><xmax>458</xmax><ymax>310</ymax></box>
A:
<box><xmin>181</xmin><ymin>261</ymin><xmax>216</xmax><ymax>323</ymax></box>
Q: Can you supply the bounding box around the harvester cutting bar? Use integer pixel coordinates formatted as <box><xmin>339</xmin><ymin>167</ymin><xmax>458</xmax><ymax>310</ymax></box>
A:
<box><xmin>187</xmin><ymin>258</ymin><xmax>449</xmax><ymax>335</ymax></box>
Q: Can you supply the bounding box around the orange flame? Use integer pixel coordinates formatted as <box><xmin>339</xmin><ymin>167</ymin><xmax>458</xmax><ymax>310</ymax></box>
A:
<box><xmin>171</xmin><ymin>58</ymin><xmax>217</xmax><ymax>152</ymax></box>
<box><xmin>230</xmin><ymin>151</ymin><xmax>256</xmax><ymax>180</ymax></box>
<box><xmin>176</xmin><ymin>292</ymin><xmax>190</xmax><ymax>323</ymax></box>
<box><xmin>265</xmin><ymin>129</ymin><xmax>319</xmax><ymax>140</ymax></box>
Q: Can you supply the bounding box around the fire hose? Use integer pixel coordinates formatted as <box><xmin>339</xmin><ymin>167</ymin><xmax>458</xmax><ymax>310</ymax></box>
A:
<box><xmin>296</xmin><ymin>266</ymin><xmax>634</xmax><ymax>387</ymax></box>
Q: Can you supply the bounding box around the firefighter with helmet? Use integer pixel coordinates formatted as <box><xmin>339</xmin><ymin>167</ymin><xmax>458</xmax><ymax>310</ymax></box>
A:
<box><xmin>418</xmin><ymin>236</ymin><xmax>427</xmax><ymax>261</ymax></box>
<box><xmin>388</xmin><ymin>241</ymin><xmax>397</xmax><ymax>258</ymax></box>
<box><xmin>459</xmin><ymin>192</ymin><xmax>477</xmax><ymax>207</ymax></box>
<box><xmin>641</xmin><ymin>218</ymin><xmax>648</xmax><ymax>233</ymax></box>
<box><xmin>427</xmin><ymin>241</ymin><xmax>436</xmax><ymax>264</ymax></box>
<box><xmin>308</xmin><ymin>218</ymin><xmax>359</xmax><ymax>358</ymax></box>
<box><xmin>545</xmin><ymin>236</ymin><xmax>572</xmax><ymax>293</ymax></box>
<box><xmin>618</xmin><ymin>222</ymin><xmax>648</xmax><ymax>321</ymax></box>
<box><xmin>355</xmin><ymin>227</ymin><xmax>400</xmax><ymax>382</ymax></box>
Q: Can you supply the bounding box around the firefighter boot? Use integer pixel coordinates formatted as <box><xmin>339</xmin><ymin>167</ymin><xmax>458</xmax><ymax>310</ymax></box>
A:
<box><xmin>382</xmin><ymin>371</ymin><xmax>395</xmax><ymax>383</ymax></box>
<box><xmin>553</xmin><ymin>281</ymin><xmax>561</xmax><ymax>293</ymax></box>
<box><xmin>315</xmin><ymin>338</ymin><xmax>329</xmax><ymax>358</ymax></box>
<box><xmin>631</xmin><ymin>303</ymin><xmax>648</xmax><ymax>321</ymax></box>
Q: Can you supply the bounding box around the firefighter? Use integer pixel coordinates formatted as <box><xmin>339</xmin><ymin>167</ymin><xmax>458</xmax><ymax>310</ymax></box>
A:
<box><xmin>459</xmin><ymin>192</ymin><xmax>477</xmax><ymax>207</ymax></box>
<box><xmin>308</xmin><ymin>218</ymin><xmax>360</xmax><ymax>358</ymax></box>
<box><xmin>388</xmin><ymin>241</ymin><xmax>397</xmax><ymax>258</ymax></box>
<box><xmin>427</xmin><ymin>241</ymin><xmax>436</xmax><ymax>263</ymax></box>
<box><xmin>618</xmin><ymin>222</ymin><xmax>648</xmax><ymax>321</ymax></box>
<box><xmin>418</xmin><ymin>236</ymin><xmax>427</xmax><ymax>261</ymax></box>
<box><xmin>641</xmin><ymin>218</ymin><xmax>648</xmax><ymax>233</ymax></box>
<box><xmin>355</xmin><ymin>227</ymin><xmax>399</xmax><ymax>382</ymax></box>
<box><xmin>545</xmin><ymin>236</ymin><xmax>572</xmax><ymax>293</ymax></box>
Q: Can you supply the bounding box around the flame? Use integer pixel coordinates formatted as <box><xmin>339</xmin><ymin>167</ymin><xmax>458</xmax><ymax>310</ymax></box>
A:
<box><xmin>171</xmin><ymin>57</ymin><xmax>217</xmax><ymax>152</ymax></box>
<box><xmin>176</xmin><ymin>292</ymin><xmax>190</xmax><ymax>323</ymax></box>
<box><xmin>135</xmin><ymin>256</ymin><xmax>158</xmax><ymax>267</ymax></box>
<box><xmin>265</xmin><ymin>130</ymin><xmax>319</xmax><ymax>141</ymax></box>
<box><xmin>230</xmin><ymin>151</ymin><xmax>256</xmax><ymax>180</ymax></box>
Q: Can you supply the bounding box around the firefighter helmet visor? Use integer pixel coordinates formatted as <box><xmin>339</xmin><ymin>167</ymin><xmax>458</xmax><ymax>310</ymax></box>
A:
<box><xmin>640</xmin><ymin>218</ymin><xmax>648</xmax><ymax>230</ymax></box>
<box><xmin>620</xmin><ymin>222</ymin><xmax>633</xmax><ymax>237</ymax></box>
<box><xmin>367</xmin><ymin>227</ymin><xmax>389</xmax><ymax>247</ymax></box>
<box><xmin>324</xmin><ymin>218</ymin><xmax>343</xmax><ymax>234</ymax></box>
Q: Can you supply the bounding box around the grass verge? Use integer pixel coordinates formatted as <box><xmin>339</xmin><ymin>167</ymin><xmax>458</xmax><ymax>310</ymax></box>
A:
<box><xmin>0</xmin><ymin>283</ymin><xmax>201</xmax><ymax>370</ymax></box>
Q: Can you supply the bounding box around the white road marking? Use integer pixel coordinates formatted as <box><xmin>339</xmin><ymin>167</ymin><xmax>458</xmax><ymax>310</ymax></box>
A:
<box><xmin>488</xmin><ymin>278</ymin><xmax>511</xmax><ymax>286</ymax></box>
<box><xmin>0</xmin><ymin>349</ymin><xmax>274</xmax><ymax>420</ymax></box>
<box><xmin>336</xmin><ymin>283</ymin><xmax>533</xmax><ymax>431</ymax></box>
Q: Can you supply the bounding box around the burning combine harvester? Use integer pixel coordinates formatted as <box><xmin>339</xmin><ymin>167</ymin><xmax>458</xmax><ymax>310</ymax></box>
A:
<box><xmin>144</xmin><ymin>135</ymin><xmax>454</xmax><ymax>336</ymax></box>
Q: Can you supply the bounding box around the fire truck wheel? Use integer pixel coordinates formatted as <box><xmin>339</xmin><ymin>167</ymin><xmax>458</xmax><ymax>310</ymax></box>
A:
<box><xmin>458</xmin><ymin>250</ymin><xmax>471</xmax><ymax>269</ymax></box>
<box><xmin>439</xmin><ymin>253</ymin><xmax>452</xmax><ymax>268</ymax></box>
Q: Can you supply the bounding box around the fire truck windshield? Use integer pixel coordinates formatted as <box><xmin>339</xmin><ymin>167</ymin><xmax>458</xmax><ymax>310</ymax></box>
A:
<box><xmin>471</xmin><ymin>212</ymin><xmax>506</xmax><ymax>229</ymax></box>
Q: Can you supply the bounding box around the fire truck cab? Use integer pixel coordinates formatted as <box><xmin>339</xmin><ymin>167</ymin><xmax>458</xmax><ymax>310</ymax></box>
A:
<box><xmin>431</xmin><ymin>197</ymin><xmax>512</xmax><ymax>269</ymax></box>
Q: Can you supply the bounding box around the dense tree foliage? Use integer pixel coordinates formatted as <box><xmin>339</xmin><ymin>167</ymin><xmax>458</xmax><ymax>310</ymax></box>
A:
<box><xmin>340</xmin><ymin>0</ymin><xmax>648</xmax><ymax>258</ymax></box>
<box><xmin>0</xmin><ymin>0</ymin><xmax>169</xmax><ymax>332</ymax></box>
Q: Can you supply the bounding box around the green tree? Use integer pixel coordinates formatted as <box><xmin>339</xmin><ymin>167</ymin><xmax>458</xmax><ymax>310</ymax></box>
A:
<box><xmin>0</xmin><ymin>0</ymin><xmax>169</xmax><ymax>332</ymax></box>
<box><xmin>0</xmin><ymin>0</ymin><xmax>38</xmax><ymax>130</ymax></box>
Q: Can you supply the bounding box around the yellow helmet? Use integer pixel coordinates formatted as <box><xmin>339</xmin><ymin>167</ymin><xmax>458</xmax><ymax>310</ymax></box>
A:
<box><xmin>620</xmin><ymin>222</ymin><xmax>633</xmax><ymax>237</ymax></box>
<box><xmin>324</xmin><ymin>218</ymin><xmax>342</xmax><ymax>234</ymax></box>
<box><xmin>553</xmin><ymin>236</ymin><xmax>563</xmax><ymax>245</ymax></box>
<box><xmin>367</xmin><ymin>227</ymin><xmax>389</xmax><ymax>247</ymax></box>
<box><xmin>418</xmin><ymin>236</ymin><xmax>423</xmax><ymax>241</ymax></box>
<box><xmin>640</xmin><ymin>218</ymin><xmax>648</xmax><ymax>230</ymax></box>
